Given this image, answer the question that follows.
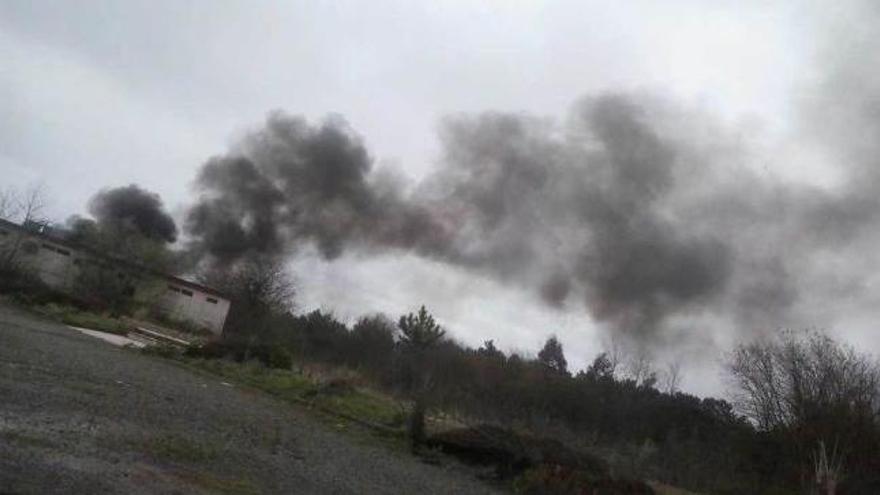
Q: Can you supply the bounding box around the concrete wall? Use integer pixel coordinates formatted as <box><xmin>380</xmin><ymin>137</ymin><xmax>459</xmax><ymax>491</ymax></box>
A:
<box><xmin>32</xmin><ymin>239</ymin><xmax>78</xmax><ymax>289</ymax></box>
<box><xmin>0</xmin><ymin>224</ymin><xmax>230</xmax><ymax>334</ymax></box>
<box><xmin>161</xmin><ymin>283</ymin><xmax>231</xmax><ymax>335</ymax></box>
<box><xmin>0</xmin><ymin>228</ymin><xmax>74</xmax><ymax>288</ymax></box>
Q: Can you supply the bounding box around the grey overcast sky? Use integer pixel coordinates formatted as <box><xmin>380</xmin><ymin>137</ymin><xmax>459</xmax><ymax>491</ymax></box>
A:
<box><xmin>2</xmin><ymin>1</ymin><xmax>878</xmax><ymax>395</ymax></box>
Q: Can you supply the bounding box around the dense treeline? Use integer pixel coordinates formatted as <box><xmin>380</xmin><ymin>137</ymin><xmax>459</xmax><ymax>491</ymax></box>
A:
<box><xmin>227</xmin><ymin>309</ymin><xmax>754</xmax><ymax>491</ymax></box>
<box><xmin>198</xmin><ymin>259</ymin><xmax>880</xmax><ymax>495</ymax></box>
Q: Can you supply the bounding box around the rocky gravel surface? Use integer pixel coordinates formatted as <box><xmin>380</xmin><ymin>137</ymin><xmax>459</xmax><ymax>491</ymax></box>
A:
<box><xmin>0</xmin><ymin>304</ymin><xmax>499</xmax><ymax>494</ymax></box>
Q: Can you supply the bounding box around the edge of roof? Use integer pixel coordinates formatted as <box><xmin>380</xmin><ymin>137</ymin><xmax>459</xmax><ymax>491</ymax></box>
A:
<box><xmin>0</xmin><ymin>218</ymin><xmax>230</xmax><ymax>300</ymax></box>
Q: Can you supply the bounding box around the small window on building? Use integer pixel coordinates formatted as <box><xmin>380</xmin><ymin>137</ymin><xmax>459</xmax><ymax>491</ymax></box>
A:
<box><xmin>181</xmin><ymin>289</ymin><xmax>193</xmax><ymax>297</ymax></box>
<box><xmin>206</xmin><ymin>297</ymin><xmax>218</xmax><ymax>304</ymax></box>
<box><xmin>167</xmin><ymin>285</ymin><xmax>181</xmax><ymax>293</ymax></box>
<box><xmin>41</xmin><ymin>243</ymin><xmax>55</xmax><ymax>252</ymax></box>
<box><xmin>56</xmin><ymin>248</ymin><xmax>70</xmax><ymax>256</ymax></box>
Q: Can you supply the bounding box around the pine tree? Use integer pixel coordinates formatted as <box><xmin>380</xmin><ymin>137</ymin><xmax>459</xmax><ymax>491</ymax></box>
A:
<box><xmin>398</xmin><ymin>305</ymin><xmax>445</xmax><ymax>449</ymax></box>
<box><xmin>538</xmin><ymin>335</ymin><xmax>568</xmax><ymax>375</ymax></box>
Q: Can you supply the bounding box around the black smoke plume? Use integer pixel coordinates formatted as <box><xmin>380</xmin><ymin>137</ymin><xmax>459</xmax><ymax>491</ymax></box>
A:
<box><xmin>88</xmin><ymin>185</ymin><xmax>178</xmax><ymax>243</ymax></box>
<box><xmin>186</xmin><ymin>4</ymin><xmax>880</xmax><ymax>342</ymax></box>
<box><xmin>186</xmin><ymin>113</ymin><xmax>451</xmax><ymax>263</ymax></box>
<box><xmin>181</xmin><ymin>98</ymin><xmax>761</xmax><ymax>340</ymax></box>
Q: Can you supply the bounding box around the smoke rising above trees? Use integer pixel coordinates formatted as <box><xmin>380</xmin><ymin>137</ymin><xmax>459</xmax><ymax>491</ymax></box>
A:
<box><xmin>65</xmin><ymin>185</ymin><xmax>179</xmax><ymax>271</ymax></box>
<box><xmin>185</xmin><ymin>113</ymin><xmax>451</xmax><ymax>264</ymax></box>
<box><xmin>182</xmin><ymin>85</ymin><xmax>880</xmax><ymax>345</ymax></box>
<box><xmin>174</xmin><ymin>2</ymin><xmax>880</xmax><ymax>345</ymax></box>
<box><xmin>86</xmin><ymin>185</ymin><xmax>178</xmax><ymax>243</ymax></box>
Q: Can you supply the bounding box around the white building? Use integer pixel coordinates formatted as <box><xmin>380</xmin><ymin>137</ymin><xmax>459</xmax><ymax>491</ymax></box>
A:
<box><xmin>0</xmin><ymin>218</ymin><xmax>231</xmax><ymax>335</ymax></box>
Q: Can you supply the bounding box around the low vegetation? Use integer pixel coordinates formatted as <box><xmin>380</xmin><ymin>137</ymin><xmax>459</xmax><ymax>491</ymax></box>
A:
<box><xmin>168</xmin><ymin>354</ymin><xmax>406</xmax><ymax>436</ymax></box>
<box><xmin>60</xmin><ymin>310</ymin><xmax>129</xmax><ymax>336</ymax></box>
<box><xmin>27</xmin><ymin>302</ymin><xmax>128</xmax><ymax>336</ymax></box>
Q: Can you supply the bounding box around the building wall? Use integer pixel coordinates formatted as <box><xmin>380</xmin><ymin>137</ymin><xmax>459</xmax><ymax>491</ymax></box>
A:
<box><xmin>0</xmin><ymin>228</ymin><xmax>77</xmax><ymax>290</ymax></box>
<box><xmin>33</xmin><ymin>239</ymin><xmax>78</xmax><ymax>289</ymax></box>
<box><xmin>0</xmin><ymin>224</ymin><xmax>230</xmax><ymax>334</ymax></box>
<box><xmin>161</xmin><ymin>283</ymin><xmax>231</xmax><ymax>335</ymax></box>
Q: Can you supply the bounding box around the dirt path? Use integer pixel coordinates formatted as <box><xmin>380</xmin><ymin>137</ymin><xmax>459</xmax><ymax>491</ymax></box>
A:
<box><xmin>0</xmin><ymin>305</ymin><xmax>498</xmax><ymax>494</ymax></box>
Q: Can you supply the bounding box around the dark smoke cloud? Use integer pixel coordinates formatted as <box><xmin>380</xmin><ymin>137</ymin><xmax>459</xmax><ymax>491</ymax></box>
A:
<box><xmin>183</xmin><ymin>98</ymin><xmax>757</xmax><ymax>340</ymax></box>
<box><xmin>186</xmin><ymin>3</ymin><xmax>880</xmax><ymax>343</ymax></box>
<box><xmin>424</xmin><ymin>96</ymin><xmax>739</xmax><ymax>337</ymax></box>
<box><xmin>187</xmin><ymin>112</ymin><xmax>452</xmax><ymax>263</ymax></box>
<box><xmin>89</xmin><ymin>184</ymin><xmax>178</xmax><ymax>243</ymax></box>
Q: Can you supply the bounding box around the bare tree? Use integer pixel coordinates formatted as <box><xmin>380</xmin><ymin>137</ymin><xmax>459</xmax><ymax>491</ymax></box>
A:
<box><xmin>0</xmin><ymin>184</ymin><xmax>46</xmax><ymax>224</ymax></box>
<box><xmin>1</xmin><ymin>185</ymin><xmax>48</xmax><ymax>271</ymax></box>
<box><xmin>600</xmin><ymin>332</ymin><xmax>626</xmax><ymax>377</ymax></box>
<box><xmin>728</xmin><ymin>330</ymin><xmax>880</xmax><ymax>430</ymax></box>
<box><xmin>813</xmin><ymin>440</ymin><xmax>844</xmax><ymax>495</ymax></box>
<box><xmin>606</xmin><ymin>341</ymin><xmax>657</xmax><ymax>388</ymax></box>
<box><xmin>0</xmin><ymin>188</ymin><xmax>15</xmax><ymax>220</ymax></box>
<box><xmin>626</xmin><ymin>349</ymin><xmax>656</xmax><ymax>386</ymax></box>
<box><xmin>199</xmin><ymin>256</ymin><xmax>296</xmax><ymax>342</ymax></box>
<box><xmin>17</xmin><ymin>184</ymin><xmax>47</xmax><ymax>228</ymax></box>
<box><xmin>727</xmin><ymin>330</ymin><xmax>880</xmax><ymax>490</ymax></box>
<box><xmin>660</xmin><ymin>359</ymin><xmax>683</xmax><ymax>394</ymax></box>
<box><xmin>598</xmin><ymin>334</ymin><xmax>660</xmax><ymax>387</ymax></box>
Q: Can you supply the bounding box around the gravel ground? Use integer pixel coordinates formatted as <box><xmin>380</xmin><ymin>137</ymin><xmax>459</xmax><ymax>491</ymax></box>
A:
<box><xmin>0</xmin><ymin>304</ymin><xmax>499</xmax><ymax>494</ymax></box>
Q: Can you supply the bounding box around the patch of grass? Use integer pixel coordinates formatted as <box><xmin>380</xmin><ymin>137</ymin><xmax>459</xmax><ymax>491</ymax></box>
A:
<box><xmin>0</xmin><ymin>430</ymin><xmax>58</xmax><ymax>450</ymax></box>
<box><xmin>188</xmin><ymin>359</ymin><xmax>315</xmax><ymax>398</ymax></box>
<box><xmin>203</xmin><ymin>360</ymin><xmax>400</xmax><ymax>427</ymax></box>
<box><xmin>242</xmin><ymin>366</ymin><xmax>316</xmax><ymax>398</ymax></box>
<box><xmin>30</xmin><ymin>301</ymin><xmax>76</xmax><ymax>320</ymax></box>
<box><xmin>30</xmin><ymin>302</ymin><xmax>129</xmax><ymax>336</ymax></box>
<box><xmin>139</xmin><ymin>434</ymin><xmax>221</xmax><ymax>464</ymax></box>
<box><xmin>314</xmin><ymin>388</ymin><xmax>400</xmax><ymax>427</ymax></box>
<box><xmin>180</xmin><ymin>358</ymin><xmax>407</xmax><ymax>442</ymax></box>
<box><xmin>60</xmin><ymin>310</ymin><xmax>128</xmax><ymax>336</ymax></box>
<box><xmin>144</xmin><ymin>309</ymin><xmax>215</xmax><ymax>337</ymax></box>
<box><xmin>137</xmin><ymin>351</ymin><xmax>411</xmax><ymax>453</ymax></box>
<box><xmin>140</xmin><ymin>343</ymin><xmax>183</xmax><ymax>359</ymax></box>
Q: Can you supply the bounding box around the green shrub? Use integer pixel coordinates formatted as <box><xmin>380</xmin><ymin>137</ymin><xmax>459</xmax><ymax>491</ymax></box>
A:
<box><xmin>1</xmin><ymin>267</ymin><xmax>73</xmax><ymax>307</ymax></box>
<box><xmin>185</xmin><ymin>341</ymin><xmax>231</xmax><ymax>360</ymax></box>
<box><xmin>184</xmin><ymin>341</ymin><xmax>292</xmax><ymax>370</ymax></box>
<box><xmin>141</xmin><ymin>343</ymin><xmax>182</xmax><ymax>359</ymax></box>
<box><xmin>147</xmin><ymin>308</ymin><xmax>214</xmax><ymax>336</ymax></box>
<box><xmin>266</xmin><ymin>346</ymin><xmax>293</xmax><ymax>370</ymax></box>
<box><xmin>72</xmin><ymin>263</ymin><xmax>135</xmax><ymax>315</ymax></box>
<box><xmin>61</xmin><ymin>311</ymin><xmax>128</xmax><ymax>336</ymax></box>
